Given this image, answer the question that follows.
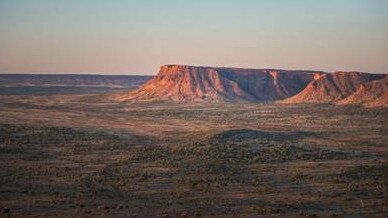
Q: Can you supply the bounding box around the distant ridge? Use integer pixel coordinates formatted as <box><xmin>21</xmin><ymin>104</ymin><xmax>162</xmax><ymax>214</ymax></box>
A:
<box><xmin>0</xmin><ymin>74</ymin><xmax>152</xmax><ymax>95</ymax></box>
<box><xmin>113</xmin><ymin>65</ymin><xmax>388</xmax><ymax>107</ymax></box>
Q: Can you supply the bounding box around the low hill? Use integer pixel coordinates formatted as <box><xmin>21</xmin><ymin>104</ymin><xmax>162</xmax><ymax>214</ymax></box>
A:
<box><xmin>338</xmin><ymin>75</ymin><xmax>388</xmax><ymax>107</ymax></box>
<box><xmin>282</xmin><ymin>72</ymin><xmax>385</xmax><ymax>104</ymax></box>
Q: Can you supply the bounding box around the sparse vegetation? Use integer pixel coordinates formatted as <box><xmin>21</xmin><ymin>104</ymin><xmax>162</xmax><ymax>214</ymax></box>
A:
<box><xmin>0</xmin><ymin>87</ymin><xmax>387</xmax><ymax>217</ymax></box>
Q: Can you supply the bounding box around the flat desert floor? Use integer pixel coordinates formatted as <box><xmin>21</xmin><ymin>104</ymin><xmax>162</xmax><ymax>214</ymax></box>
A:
<box><xmin>0</xmin><ymin>90</ymin><xmax>387</xmax><ymax>217</ymax></box>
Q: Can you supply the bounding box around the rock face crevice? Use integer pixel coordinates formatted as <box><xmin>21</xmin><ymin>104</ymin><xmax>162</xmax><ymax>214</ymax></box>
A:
<box><xmin>113</xmin><ymin>65</ymin><xmax>387</xmax><ymax>107</ymax></box>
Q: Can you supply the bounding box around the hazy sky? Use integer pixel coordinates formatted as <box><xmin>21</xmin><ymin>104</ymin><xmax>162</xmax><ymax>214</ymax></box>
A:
<box><xmin>0</xmin><ymin>0</ymin><xmax>387</xmax><ymax>75</ymax></box>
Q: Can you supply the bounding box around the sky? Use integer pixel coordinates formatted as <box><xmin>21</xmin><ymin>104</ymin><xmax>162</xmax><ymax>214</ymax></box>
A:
<box><xmin>0</xmin><ymin>0</ymin><xmax>387</xmax><ymax>75</ymax></box>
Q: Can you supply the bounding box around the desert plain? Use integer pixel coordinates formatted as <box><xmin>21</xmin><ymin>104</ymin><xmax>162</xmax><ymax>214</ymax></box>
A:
<box><xmin>0</xmin><ymin>73</ymin><xmax>387</xmax><ymax>217</ymax></box>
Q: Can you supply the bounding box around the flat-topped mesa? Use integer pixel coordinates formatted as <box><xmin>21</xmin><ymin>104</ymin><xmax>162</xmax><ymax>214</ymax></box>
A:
<box><xmin>112</xmin><ymin>64</ymin><xmax>388</xmax><ymax>107</ymax></box>
<box><xmin>114</xmin><ymin>65</ymin><xmax>325</xmax><ymax>102</ymax></box>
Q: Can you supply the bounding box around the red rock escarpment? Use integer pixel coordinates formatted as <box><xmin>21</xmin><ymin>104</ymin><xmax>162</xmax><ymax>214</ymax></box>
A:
<box><xmin>114</xmin><ymin>65</ymin><xmax>387</xmax><ymax>107</ymax></box>
<box><xmin>115</xmin><ymin>65</ymin><xmax>324</xmax><ymax>102</ymax></box>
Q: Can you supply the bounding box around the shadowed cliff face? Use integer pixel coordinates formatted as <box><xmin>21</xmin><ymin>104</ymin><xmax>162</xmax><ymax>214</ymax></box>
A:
<box><xmin>115</xmin><ymin>65</ymin><xmax>324</xmax><ymax>102</ymax></box>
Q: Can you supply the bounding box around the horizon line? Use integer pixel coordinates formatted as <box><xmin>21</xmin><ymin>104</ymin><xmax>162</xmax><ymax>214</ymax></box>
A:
<box><xmin>1</xmin><ymin>64</ymin><xmax>387</xmax><ymax>76</ymax></box>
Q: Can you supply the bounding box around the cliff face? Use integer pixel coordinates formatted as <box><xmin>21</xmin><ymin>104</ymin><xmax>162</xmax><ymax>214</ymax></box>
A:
<box><xmin>115</xmin><ymin>65</ymin><xmax>323</xmax><ymax>102</ymax></box>
<box><xmin>282</xmin><ymin>72</ymin><xmax>385</xmax><ymax>104</ymax></box>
